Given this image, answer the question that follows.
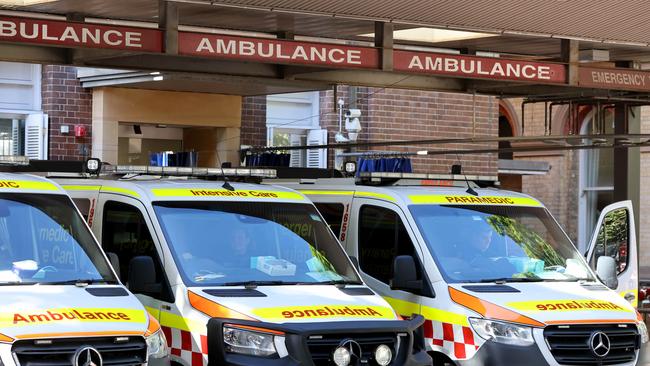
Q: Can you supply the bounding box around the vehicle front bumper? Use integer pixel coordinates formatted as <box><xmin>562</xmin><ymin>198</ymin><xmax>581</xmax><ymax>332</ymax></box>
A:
<box><xmin>206</xmin><ymin>315</ymin><xmax>431</xmax><ymax>366</ymax></box>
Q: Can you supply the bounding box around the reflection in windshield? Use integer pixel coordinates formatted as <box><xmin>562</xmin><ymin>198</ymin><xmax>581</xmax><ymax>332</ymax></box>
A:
<box><xmin>409</xmin><ymin>204</ymin><xmax>594</xmax><ymax>283</ymax></box>
<box><xmin>153</xmin><ymin>201</ymin><xmax>360</xmax><ymax>286</ymax></box>
<box><xmin>0</xmin><ymin>194</ymin><xmax>116</xmax><ymax>285</ymax></box>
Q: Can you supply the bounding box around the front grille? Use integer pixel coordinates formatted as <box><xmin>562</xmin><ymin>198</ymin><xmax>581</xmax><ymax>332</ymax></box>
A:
<box><xmin>306</xmin><ymin>333</ymin><xmax>399</xmax><ymax>366</ymax></box>
<box><xmin>544</xmin><ymin>324</ymin><xmax>639</xmax><ymax>365</ymax></box>
<box><xmin>12</xmin><ymin>336</ymin><xmax>147</xmax><ymax>366</ymax></box>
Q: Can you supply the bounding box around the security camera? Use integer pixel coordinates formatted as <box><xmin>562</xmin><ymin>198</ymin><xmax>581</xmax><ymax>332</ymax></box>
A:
<box><xmin>345</xmin><ymin>109</ymin><xmax>361</xmax><ymax>118</ymax></box>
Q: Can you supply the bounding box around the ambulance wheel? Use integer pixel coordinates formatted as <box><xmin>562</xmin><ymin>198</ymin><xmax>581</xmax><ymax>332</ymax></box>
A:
<box><xmin>430</xmin><ymin>351</ymin><xmax>456</xmax><ymax>366</ymax></box>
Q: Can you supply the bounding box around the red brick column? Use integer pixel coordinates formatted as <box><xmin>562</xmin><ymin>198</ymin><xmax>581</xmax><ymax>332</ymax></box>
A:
<box><xmin>41</xmin><ymin>65</ymin><xmax>92</xmax><ymax>160</ymax></box>
<box><xmin>240</xmin><ymin>95</ymin><xmax>267</xmax><ymax>147</ymax></box>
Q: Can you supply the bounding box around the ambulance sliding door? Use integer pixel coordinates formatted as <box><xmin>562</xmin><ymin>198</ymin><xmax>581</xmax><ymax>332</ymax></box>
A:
<box><xmin>96</xmin><ymin>194</ymin><xmax>176</xmax><ymax>321</ymax></box>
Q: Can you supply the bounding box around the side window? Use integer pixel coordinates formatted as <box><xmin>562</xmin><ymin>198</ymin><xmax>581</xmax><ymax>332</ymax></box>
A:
<box><xmin>72</xmin><ymin>198</ymin><xmax>91</xmax><ymax>220</ymax></box>
<box><xmin>314</xmin><ymin>203</ymin><xmax>345</xmax><ymax>238</ymax></box>
<box><xmin>590</xmin><ymin>208</ymin><xmax>629</xmax><ymax>274</ymax></box>
<box><xmin>358</xmin><ymin>205</ymin><xmax>422</xmax><ymax>287</ymax></box>
<box><xmin>102</xmin><ymin>200</ymin><xmax>173</xmax><ymax>302</ymax></box>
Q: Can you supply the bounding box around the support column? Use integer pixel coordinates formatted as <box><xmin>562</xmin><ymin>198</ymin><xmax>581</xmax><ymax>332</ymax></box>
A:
<box><xmin>374</xmin><ymin>22</ymin><xmax>393</xmax><ymax>71</ymax></box>
<box><xmin>91</xmin><ymin>89</ymin><xmax>118</xmax><ymax>164</ymax></box>
<box><xmin>159</xmin><ymin>0</ymin><xmax>179</xmax><ymax>55</ymax></box>
<box><xmin>613</xmin><ymin>104</ymin><xmax>641</xmax><ymax>242</ymax></box>
<box><xmin>561</xmin><ymin>39</ymin><xmax>579</xmax><ymax>86</ymax></box>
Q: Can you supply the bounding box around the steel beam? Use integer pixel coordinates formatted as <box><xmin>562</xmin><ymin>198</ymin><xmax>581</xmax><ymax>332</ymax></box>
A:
<box><xmin>614</xmin><ymin>104</ymin><xmax>641</xmax><ymax>243</ymax></box>
<box><xmin>561</xmin><ymin>39</ymin><xmax>579</xmax><ymax>86</ymax></box>
<box><xmin>374</xmin><ymin>22</ymin><xmax>393</xmax><ymax>71</ymax></box>
<box><xmin>159</xmin><ymin>0</ymin><xmax>179</xmax><ymax>55</ymax></box>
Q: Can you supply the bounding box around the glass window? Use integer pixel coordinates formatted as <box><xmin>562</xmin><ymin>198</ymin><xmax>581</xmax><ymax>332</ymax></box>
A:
<box><xmin>314</xmin><ymin>203</ymin><xmax>345</xmax><ymax>238</ymax></box>
<box><xmin>409</xmin><ymin>204</ymin><xmax>595</xmax><ymax>283</ymax></box>
<box><xmin>72</xmin><ymin>198</ymin><xmax>91</xmax><ymax>220</ymax></box>
<box><xmin>153</xmin><ymin>201</ymin><xmax>360</xmax><ymax>287</ymax></box>
<box><xmin>0</xmin><ymin>118</ymin><xmax>24</xmax><ymax>156</ymax></box>
<box><xmin>101</xmin><ymin>201</ymin><xmax>171</xmax><ymax>301</ymax></box>
<box><xmin>0</xmin><ymin>194</ymin><xmax>116</xmax><ymax>284</ymax></box>
<box><xmin>358</xmin><ymin>205</ymin><xmax>420</xmax><ymax>285</ymax></box>
<box><xmin>590</xmin><ymin>208</ymin><xmax>629</xmax><ymax>274</ymax></box>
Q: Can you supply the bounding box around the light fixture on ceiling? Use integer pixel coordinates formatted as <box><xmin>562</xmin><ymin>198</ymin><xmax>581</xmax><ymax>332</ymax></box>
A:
<box><xmin>360</xmin><ymin>27</ymin><xmax>497</xmax><ymax>44</ymax></box>
<box><xmin>0</xmin><ymin>0</ymin><xmax>57</xmax><ymax>6</ymax></box>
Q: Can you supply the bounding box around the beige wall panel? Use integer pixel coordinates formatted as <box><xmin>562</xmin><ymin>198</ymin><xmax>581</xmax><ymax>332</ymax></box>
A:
<box><xmin>96</xmin><ymin>87</ymin><xmax>241</xmax><ymax>127</ymax></box>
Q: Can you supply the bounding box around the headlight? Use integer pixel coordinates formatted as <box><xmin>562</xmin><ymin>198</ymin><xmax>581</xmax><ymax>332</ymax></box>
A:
<box><xmin>469</xmin><ymin>318</ymin><xmax>534</xmax><ymax>346</ymax></box>
<box><xmin>638</xmin><ymin>321</ymin><xmax>649</xmax><ymax>344</ymax></box>
<box><xmin>223</xmin><ymin>325</ymin><xmax>286</xmax><ymax>357</ymax></box>
<box><xmin>146</xmin><ymin>330</ymin><xmax>169</xmax><ymax>359</ymax></box>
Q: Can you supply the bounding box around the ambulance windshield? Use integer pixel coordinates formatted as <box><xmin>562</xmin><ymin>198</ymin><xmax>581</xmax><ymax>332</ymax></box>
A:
<box><xmin>153</xmin><ymin>201</ymin><xmax>361</xmax><ymax>286</ymax></box>
<box><xmin>0</xmin><ymin>194</ymin><xmax>117</xmax><ymax>285</ymax></box>
<box><xmin>409</xmin><ymin>204</ymin><xmax>595</xmax><ymax>283</ymax></box>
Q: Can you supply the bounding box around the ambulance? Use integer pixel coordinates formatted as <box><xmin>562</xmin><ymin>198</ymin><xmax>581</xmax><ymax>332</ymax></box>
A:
<box><xmin>0</xmin><ymin>157</ymin><xmax>169</xmax><ymax>366</ymax></box>
<box><xmin>277</xmin><ymin>171</ymin><xmax>649</xmax><ymax>366</ymax></box>
<box><xmin>55</xmin><ymin>163</ymin><xmax>430</xmax><ymax>366</ymax></box>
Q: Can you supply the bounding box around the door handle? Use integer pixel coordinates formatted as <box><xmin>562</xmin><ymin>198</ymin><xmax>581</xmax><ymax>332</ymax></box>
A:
<box><xmin>161</xmin><ymin>304</ymin><xmax>172</xmax><ymax>311</ymax></box>
<box><xmin>624</xmin><ymin>292</ymin><xmax>636</xmax><ymax>302</ymax></box>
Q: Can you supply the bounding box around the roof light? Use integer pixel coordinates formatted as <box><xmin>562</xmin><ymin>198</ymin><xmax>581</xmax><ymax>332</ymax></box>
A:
<box><xmin>0</xmin><ymin>155</ymin><xmax>29</xmax><ymax>166</ymax></box>
<box><xmin>102</xmin><ymin>165</ymin><xmax>277</xmax><ymax>178</ymax></box>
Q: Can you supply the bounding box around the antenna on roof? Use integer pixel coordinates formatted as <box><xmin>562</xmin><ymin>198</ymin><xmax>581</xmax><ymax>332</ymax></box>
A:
<box><xmin>214</xmin><ymin>150</ymin><xmax>235</xmax><ymax>191</ymax></box>
<box><xmin>453</xmin><ymin>155</ymin><xmax>478</xmax><ymax>196</ymax></box>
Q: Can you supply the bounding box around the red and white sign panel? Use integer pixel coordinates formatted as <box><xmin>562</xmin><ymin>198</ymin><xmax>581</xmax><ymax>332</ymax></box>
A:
<box><xmin>394</xmin><ymin>50</ymin><xmax>566</xmax><ymax>84</ymax></box>
<box><xmin>179</xmin><ymin>32</ymin><xmax>379</xmax><ymax>69</ymax></box>
<box><xmin>0</xmin><ymin>16</ymin><xmax>162</xmax><ymax>52</ymax></box>
<box><xmin>579</xmin><ymin>67</ymin><xmax>650</xmax><ymax>91</ymax></box>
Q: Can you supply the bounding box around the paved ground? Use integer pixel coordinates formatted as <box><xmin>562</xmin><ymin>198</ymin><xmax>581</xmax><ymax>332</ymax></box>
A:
<box><xmin>640</xmin><ymin>344</ymin><xmax>650</xmax><ymax>365</ymax></box>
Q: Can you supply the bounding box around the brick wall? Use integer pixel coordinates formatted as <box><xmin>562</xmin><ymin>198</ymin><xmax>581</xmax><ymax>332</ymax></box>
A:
<box><xmin>42</xmin><ymin>65</ymin><xmax>92</xmax><ymax>160</ymax></box>
<box><xmin>319</xmin><ymin>86</ymin><xmax>499</xmax><ymax>175</ymax></box>
<box><xmin>240</xmin><ymin>95</ymin><xmax>267</xmax><ymax>147</ymax></box>
<box><xmin>364</xmin><ymin>88</ymin><xmax>498</xmax><ymax>175</ymax></box>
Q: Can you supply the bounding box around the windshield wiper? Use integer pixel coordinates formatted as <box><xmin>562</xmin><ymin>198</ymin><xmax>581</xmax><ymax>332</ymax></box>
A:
<box><xmin>298</xmin><ymin>280</ymin><xmax>363</xmax><ymax>287</ymax></box>
<box><xmin>222</xmin><ymin>280</ymin><xmax>288</xmax><ymax>289</ymax></box>
<box><xmin>0</xmin><ymin>281</ymin><xmax>37</xmax><ymax>286</ymax></box>
<box><xmin>479</xmin><ymin>277</ymin><xmax>544</xmax><ymax>284</ymax></box>
<box><xmin>42</xmin><ymin>279</ymin><xmax>118</xmax><ymax>286</ymax></box>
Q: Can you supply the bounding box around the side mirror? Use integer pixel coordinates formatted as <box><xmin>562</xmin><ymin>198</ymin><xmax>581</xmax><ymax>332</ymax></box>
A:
<box><xmin>596</xmin><ymin>256</ymin><xmax>618</xmax><ymax>290</ymax></box>
<box><xmin>390</xmin><ymin>255</ymin><xmax>422</xmax><ymax>292</ymax></box>
<box><xmin>349</xmin><ymin>256</ymin><xmax>360</xmax><ymax>271</ymax></box>
<box><xmin>128</xmin><ymin>256</ymin><xmax>162</xmax><ymax>295</ymax></box>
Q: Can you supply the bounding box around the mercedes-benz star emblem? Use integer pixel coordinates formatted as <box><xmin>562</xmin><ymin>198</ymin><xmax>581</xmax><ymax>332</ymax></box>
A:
<box><xmin>74</xmin><ymin>346</ymin><xmax>103</xmax><ymax>366</ymax></box>
<box><xmin>589</xmin><ymin>331</ymin><xmax>611</xmax><ymax>358</ymax></box>
<box><xmin>340</xmin><ymin>339</ymin><xmax>363</xmax><ymax>361</ymax></box>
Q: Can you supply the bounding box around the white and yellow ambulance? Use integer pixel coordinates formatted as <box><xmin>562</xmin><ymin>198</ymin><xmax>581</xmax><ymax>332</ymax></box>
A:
<box><xmin>0</xmin><ymin>159</ymin><xmax>169</xmax><ymax>366</ymax></box>
<box><xmin>277</xmin><ymin>172</ymin><xmax>648</xmax><ymax>366</ymax></box>
<box><xmin>56</xmin><ymin>164</ymin><xmax>430</xmax><ymax>366</ymax></box>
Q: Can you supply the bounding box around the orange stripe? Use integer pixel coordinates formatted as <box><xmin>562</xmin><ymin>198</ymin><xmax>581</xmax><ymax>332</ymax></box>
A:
<box><xmin>637</xmin><ymin>310</ymin><xmax>644</xmax><ymax>322</ymax></box>
<box><xmin>145</xmin><ymin>312</ymin><xmax>161</xmax><ymax>337</ymax></box>
<box><xmin>546</xmin><ymin>319</ymin><xmax>638</xmax><ymax>325</ymax></box>
<box><xmin>16</xmin><ymin>331</ymin><xmax>144</xmax><ymax>339</ymax></box>
<box><xmin>0</xmin><ymin>333</ymin><xmax>13</xmax><ymax>343</ymax></box>
<box><xmin>224</xmin><ymin>323</ymin><xmax>285</xmax><ymax>336</ymax></box>
<box><xmin>449</xmin><ymin>287</ymin><xmax>545</xmax><ymax>327</ymax></box>
<box><xmin>188</xmin><ymin>291</ymin><xmax>256</xmax><ymax>321</ymax></box>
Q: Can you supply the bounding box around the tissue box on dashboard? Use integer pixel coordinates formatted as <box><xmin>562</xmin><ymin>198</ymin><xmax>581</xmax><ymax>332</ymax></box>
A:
<box><xmin>506</xmin><ymin>257</ymin><xmax>544</xmax><ymax>274</ymax></box>
<box><xmin>252</xmin><ymin>256</ymin><xmax>296</xmax><ymax>276</ymax></box>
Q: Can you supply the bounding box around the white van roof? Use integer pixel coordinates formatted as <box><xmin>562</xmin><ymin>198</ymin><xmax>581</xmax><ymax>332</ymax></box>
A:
<box><xmin>287</xmin><ymin>180</ymin><xmax>544</xmax><ymax>208</ymax></box>
<box><xmin>0</xmin><ymin>172</ymin><xmax>66</xmax><ymax>194</ymax></box>
<box><xmin>58</xmin><ymin>178</ymin><xmax>310</xmax><ymax>204</ymax></box>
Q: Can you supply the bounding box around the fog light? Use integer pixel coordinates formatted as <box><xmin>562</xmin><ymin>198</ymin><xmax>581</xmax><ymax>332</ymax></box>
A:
<box><xmin>374</xmin><ymin>344</ymin><xmax>392</xmax><ymax>366</ymax></box>
<box><xmin>333</xmin><ymin>346</ymin><xmax>351</xmax><ymax>366</ymax></box>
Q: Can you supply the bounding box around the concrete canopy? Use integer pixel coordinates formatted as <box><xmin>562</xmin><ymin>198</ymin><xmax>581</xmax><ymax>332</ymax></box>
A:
<box><xmin>2</xmin><ymin>0</ymin><xmax>650</xmax><ymax>96</ymax></box>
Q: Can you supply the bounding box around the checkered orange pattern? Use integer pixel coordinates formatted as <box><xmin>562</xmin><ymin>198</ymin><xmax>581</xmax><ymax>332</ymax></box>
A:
<box><xmin>423</xmin><ymin>319</ymin><xmax>480</xmax><ymax>360</ymax></box>
<box><xmin>162</xmin><ymin>326</ymin><xmax>208</xmax><ymax>366</ymax></box>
